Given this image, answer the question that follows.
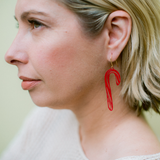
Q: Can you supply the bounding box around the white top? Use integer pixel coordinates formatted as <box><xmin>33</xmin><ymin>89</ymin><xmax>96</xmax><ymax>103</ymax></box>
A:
<box><xmin>1</xmin><ymin>107</ymin><xmax>160</xmax><ymax>160</ymax></box>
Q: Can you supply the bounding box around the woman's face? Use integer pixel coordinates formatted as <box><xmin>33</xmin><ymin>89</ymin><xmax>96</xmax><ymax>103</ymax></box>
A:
<box><xmin>5</xmin><ymin>0</ymin><xmax>108</xmax><ymax>109</ymax></box>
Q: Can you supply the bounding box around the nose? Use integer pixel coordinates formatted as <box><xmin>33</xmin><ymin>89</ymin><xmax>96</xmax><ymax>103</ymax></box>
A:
<box><xmin>5</xmin><ymin>31</ymin><xmax>28</xmax><ymax>66</ymax></box>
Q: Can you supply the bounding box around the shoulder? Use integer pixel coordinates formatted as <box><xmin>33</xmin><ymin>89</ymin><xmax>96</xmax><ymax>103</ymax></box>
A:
<box><xmin>112</xmin><ymin>114</ymin><xmax>160</xmax><ymax>159</ymax></box>
<box><xmin>115</xmin><ymin>152</ymin><xmax>160</xmax><ymax>160</ymax></box>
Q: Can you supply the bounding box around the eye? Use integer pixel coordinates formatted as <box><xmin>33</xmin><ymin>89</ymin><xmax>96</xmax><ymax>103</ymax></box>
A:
<box><xmin>28</xmin><ymin>20</ymin><xmax>44</xmax><ymax>29</ymax></box>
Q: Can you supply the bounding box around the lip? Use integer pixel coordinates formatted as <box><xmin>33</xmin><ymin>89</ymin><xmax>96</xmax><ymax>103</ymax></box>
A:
<box><xmin>19</xmin><ymin>76</ymin><xmax>41</xmax><ymax>90</ymax></box>
<box><xmin>19</xmin><ymin>76</ymin><xmax>40</xmax><ymax>81</ymax></box>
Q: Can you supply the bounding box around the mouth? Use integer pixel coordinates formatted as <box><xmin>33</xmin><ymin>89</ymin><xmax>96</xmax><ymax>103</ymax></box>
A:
<box><xmin>19</xmin><ymin>76</ymin><xmax>42</xmax><ymax>90</ymax></box>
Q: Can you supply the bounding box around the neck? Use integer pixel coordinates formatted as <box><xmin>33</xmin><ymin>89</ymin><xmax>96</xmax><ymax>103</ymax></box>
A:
<box><xmin>70</xmin><ymin>78</ymin><xmax>136</xmax><ymax>154</ymax></box>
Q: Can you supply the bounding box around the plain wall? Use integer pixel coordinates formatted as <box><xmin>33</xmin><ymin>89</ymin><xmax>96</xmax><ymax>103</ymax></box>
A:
<box><xmin>0</xmin><ymin>0</ymin><xmax>160</xmax><ymax>156</ymax></box>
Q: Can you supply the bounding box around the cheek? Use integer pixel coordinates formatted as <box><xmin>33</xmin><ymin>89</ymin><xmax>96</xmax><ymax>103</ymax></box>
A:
<box><xmin>40</xmin><ymin>43</ymin><xmax>77</xmax><ymax>70</ymax></box>
<box><xmin>31</xmin><ymin>36</ymin><xmax>81</xmax><ymax>83</ymax></box>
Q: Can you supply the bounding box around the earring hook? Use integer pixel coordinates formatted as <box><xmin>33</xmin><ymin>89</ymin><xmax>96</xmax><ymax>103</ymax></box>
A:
<box><xmin>110</xmin><ymin>53</ymin><xmax>113</xmax><ymax>68</ymax></box>
<box><xmin>110</xmin><ymin>53</ymin><xmax>119</xmax><ymax>68</ymax></box>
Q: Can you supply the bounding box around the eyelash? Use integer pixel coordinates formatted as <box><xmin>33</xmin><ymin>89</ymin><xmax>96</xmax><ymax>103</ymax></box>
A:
<box><xmin>28</xmin><ymin>20</ymin><xmax>44</xmax><ymax>29</ymax></box>
<box><xmin>16</xmin><ymin>20</ymin><xmax>44</xmax><ymax>29</ymax></box>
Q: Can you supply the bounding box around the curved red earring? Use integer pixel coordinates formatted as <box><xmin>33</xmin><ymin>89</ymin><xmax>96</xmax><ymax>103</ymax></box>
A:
<box><xmin>104</xmin><ymin>54</ymin><xmax>121</xmax><ymax>111</ymax></box>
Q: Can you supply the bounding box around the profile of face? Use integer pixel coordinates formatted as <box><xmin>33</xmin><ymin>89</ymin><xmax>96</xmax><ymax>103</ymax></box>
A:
<box><xmin>5</xmin><ymin>0</ymin><xmax>108</xmax><ymax>109</ymax></box>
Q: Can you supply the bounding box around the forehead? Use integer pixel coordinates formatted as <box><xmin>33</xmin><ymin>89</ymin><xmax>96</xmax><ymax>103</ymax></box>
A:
<box><xmin>15</xmin><ymin>0</ymin><xmax>64</xmax><ymax>18</ymax></box>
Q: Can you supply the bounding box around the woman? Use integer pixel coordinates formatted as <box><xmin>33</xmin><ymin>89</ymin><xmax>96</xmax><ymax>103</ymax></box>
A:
<box><xmin>1</xmin><ymin>0</ymin><xmax>160</xmax><ymax>159</ymax></box>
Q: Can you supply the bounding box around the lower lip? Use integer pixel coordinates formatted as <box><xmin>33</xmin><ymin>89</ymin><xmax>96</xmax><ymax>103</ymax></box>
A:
<box><xmin>21</xmin><ymin>81</ymin><xmax>41</xmax><ymax>90</ymax></box>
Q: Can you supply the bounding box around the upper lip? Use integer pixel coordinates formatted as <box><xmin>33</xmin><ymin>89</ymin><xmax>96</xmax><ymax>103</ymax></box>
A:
<box><xmin>19</xmin><ymin>76</ymin><xmax>41</xmax><ymax>81</ymax></box>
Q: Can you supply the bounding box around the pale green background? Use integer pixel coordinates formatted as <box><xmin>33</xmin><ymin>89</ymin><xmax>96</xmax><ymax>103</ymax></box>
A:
<box><xmin>0</xmin><ymin>0</ymin><xmax>160</xmax><ymax>156</ymax></box>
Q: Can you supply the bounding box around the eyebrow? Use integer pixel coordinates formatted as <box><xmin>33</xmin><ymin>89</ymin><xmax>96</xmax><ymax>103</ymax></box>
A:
<box><xmin>14</xmin><ymin>10</ymin><xmax>50</xmax><ymax>21</ymax></box>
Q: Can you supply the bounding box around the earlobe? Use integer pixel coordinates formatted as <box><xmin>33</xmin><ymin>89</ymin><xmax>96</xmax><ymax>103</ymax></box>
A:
<box><xmin>106</xmin><ymin>10</ymin><xmax>132</xmax><ymax>62</ymax></box>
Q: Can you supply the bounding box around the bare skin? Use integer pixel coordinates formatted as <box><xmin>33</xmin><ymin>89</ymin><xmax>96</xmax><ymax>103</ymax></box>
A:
<box><xmin>77</xmin><ymin>100</ymin><xmax>160</xmax><ymax>159</ymax></box>
<box><xmin>73</xmin><ymin>72</ymin><xmax>160</xmax><ymax>160</ymax></box>
<box><xmin>5</xmin><ymin>0</ymin><xmax>160</xmax><ymax>159</ymax></box>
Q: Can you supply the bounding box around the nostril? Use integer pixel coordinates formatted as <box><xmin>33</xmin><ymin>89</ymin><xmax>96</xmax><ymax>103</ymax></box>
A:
<box><xmin>11</xmin><ymin>60</ymin><xmax>17</xmax><ymax>63</ymax></box>
<box><xmin>10</xmin><ymin>60</ymin><xmax>21</xmax><ymax>65</ymax></box>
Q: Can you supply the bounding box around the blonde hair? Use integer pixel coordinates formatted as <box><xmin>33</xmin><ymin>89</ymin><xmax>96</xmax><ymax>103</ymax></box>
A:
<box><xmin>60</xmin><ymin>0</ymin><xmax>160</xmax><ymax>115</ymax></box>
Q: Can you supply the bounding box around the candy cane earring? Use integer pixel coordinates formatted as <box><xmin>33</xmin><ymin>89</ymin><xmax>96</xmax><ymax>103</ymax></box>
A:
<box><xmin>104</xmin><ymin>53</ymin><xmax>121</xmax><ymax>111</ymax></box>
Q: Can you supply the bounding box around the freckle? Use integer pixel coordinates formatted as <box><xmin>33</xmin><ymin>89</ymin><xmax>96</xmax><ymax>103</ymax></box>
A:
<box><xmin>65</xmin><ymin>31</ymin><xmax>68</xmax><ymax>33</ymax></box>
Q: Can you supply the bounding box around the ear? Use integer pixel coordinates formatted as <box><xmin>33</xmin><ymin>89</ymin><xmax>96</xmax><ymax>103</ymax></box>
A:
<box><xmin>105</xmin><ymin>10</ymin><xmax>132</xmax><ymax>62</ymax></box>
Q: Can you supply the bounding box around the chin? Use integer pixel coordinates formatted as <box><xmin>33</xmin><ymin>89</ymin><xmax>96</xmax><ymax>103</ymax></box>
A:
<box><xmin>31</xmin><ymin>97</ymin><xmax>51</xmax><ymax>107</ymax></box>
<box><xmin>28</xmin><ymin>87</ymin><xmax>76</xmax><ymax>110</ymax></box>
<box><xmin>29</xmin><ymin>93</ymin><xmax>67</xmax><ymax>109</ymax></box>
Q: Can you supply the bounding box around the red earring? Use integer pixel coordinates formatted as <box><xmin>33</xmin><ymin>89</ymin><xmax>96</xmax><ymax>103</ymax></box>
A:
<box><xmin>104</xmin><ymin>53</ymin><xmax>121</xmax><ymax>111</ymax></box>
